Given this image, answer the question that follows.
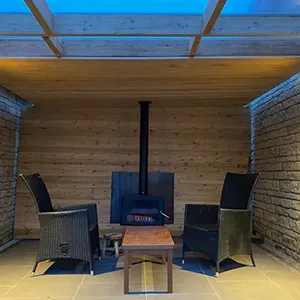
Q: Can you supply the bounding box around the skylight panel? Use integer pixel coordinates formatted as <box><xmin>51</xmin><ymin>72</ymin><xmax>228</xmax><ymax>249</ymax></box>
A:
<box><xmin>0</xmin><ymin>0</ymin><xmax>30</xmax><ymax>13</ymax></box>
<box><xmin>47</xmin><ymin>0</ymin><xmax>207</xmax><ymax>14</ymax></box>
<box><xmin>222</xmin><ymin>0</ymin><xmax>300</xmax><ymax>15</ymax></box>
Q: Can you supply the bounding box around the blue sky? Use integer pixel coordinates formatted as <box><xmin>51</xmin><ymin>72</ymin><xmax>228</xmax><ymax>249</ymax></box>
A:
<box><xmin>1</xmin><ymin>0</ymin><xmax>300</xmax><ymax>14</ymax></box>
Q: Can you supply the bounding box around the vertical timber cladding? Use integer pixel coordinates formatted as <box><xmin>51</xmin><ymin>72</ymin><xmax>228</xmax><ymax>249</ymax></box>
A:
<box><xmin>15</xmin><ymin>102</ymin><xmax>250</xmax><ymax>237</ymax></box>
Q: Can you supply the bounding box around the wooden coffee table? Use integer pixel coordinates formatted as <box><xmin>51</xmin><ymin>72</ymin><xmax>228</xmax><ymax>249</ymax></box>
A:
<box><xmin>122</xmin><ymin>226</ymin><xmax>174</xmax><ymax>294</ymax></box>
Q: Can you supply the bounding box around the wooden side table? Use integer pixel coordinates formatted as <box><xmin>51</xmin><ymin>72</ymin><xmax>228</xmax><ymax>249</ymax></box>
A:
<box><xmin>122</xmin><ymin>226</ymin><xmax>174</xmax><ymax>294</ymax></box>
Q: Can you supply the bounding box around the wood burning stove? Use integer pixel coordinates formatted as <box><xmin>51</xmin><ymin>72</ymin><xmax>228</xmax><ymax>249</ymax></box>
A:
<box><xmin>120</xmin><ymin>101</ymin><xmax>167</xmax><ymax>226</ymax></box>
<box><xmin>121</xmin><ymin>195</ymin><xmax>165</xmax><ymax>225</ymax></box>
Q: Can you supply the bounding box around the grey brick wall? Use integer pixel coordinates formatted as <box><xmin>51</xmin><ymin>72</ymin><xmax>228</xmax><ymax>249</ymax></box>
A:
<box><xmin>0</xmin><ymin>87</ymin><xmax>23</xmax><ymax>246</ymax></box>
<box><xmin>250</xmin><ymin>73</ymin><xmax>300</xmax><ymax>269</ymax></box>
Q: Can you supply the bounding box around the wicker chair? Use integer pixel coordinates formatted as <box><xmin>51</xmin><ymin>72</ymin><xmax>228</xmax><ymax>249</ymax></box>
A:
<box><xmin>19</xmin><ymin>173</ymin><xmax>101</xmax><ymax>276</ymax></box>
<box><xmin>182</xmin><ymin>172</ymin><xmax>259</xmax><ymax>276</ymax></box>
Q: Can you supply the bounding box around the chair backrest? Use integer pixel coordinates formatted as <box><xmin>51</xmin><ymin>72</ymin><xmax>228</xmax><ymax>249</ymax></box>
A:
<box><xmin>220</xmin><ymin>172</ymin><xmax>259</xmax><ymax>210</ymax></box>
<box><xmin>19</xmin><ymin>173</ymin><xmax>54</xmax><ymax>213</ymax></box>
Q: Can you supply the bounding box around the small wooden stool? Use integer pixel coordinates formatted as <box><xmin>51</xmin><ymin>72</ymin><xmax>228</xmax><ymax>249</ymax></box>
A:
<box><xmin>102</xmin><ymin>233</ymin><xmax>124</xmax><ymax>258</ymax></box>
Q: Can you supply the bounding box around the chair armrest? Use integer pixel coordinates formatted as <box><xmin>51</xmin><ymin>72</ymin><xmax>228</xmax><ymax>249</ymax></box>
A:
<box><xmin>219</xmin><ymin>208</ymin><xmax>251</xmax><ymax>228</ymax></box>
<box><xmin>54</xmin><ymin>203</ymin><xmax>98</xmax><ymax>225</ymax></box>
<box><xmin>184</xmin><ymin>204</ymin><xmax>219</xmax><ymax>227</ymax></box>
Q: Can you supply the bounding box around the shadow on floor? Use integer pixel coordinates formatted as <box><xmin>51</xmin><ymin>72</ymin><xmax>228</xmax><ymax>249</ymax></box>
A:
<box><xmin>43</xmin><ymin>258</ymin><xmax>123</xmax><ymax>276</ymax></box>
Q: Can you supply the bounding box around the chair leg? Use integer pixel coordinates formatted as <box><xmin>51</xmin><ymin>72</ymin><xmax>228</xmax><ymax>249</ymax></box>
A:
<box><xmin>114</xmin><ymin>241</ymin><xmax>119</xmax><ymax>258</ymax></box>
<box><xmin>90</xmin><ymin>261</ymin><xmax>94</xmax><ymax>276</ymax></box>
<box><xmin>181</xmin><ymin>242</ymin><xmax>186</xmax><ymax>265</ymax></box>
<box><xmin>250</xmin><ymin>253</ymin><xmax>256</xmax><ymax>267</ymax></box>
<box><xmin>31</xmin><ymin>261</ymin><xmax>38</xmax><ymax>277</ymax></box>
<box><xmin>216</xmin><ymin>262</ymin><xmax>220</xmax><ymax>277</ymax></box>
<box><xmin>102</xmin><ymin>238</ymin><xmax>107</xmax><ymax>258</ymax></box>
<box><xmin>97</xmin><ymin>241</ymin><xmax>101</xmax><ymax>261</ymax></box>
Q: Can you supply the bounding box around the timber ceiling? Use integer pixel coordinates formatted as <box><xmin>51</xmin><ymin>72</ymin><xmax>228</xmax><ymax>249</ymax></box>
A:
<box><xmin>0</xmin><ymin>1</ymin><xmax>299</xmax><ymax>107</ymax></box>
<box><xmin>0</xmin><ymin>58</ymin><xmax>299</xmax><ymax>107</ymax></box>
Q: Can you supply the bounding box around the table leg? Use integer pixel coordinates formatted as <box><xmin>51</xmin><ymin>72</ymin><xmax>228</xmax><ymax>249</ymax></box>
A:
<box><xmin>162</xmin><ymin>256</ymin><xmax>166</xmax><ymax>265</ymax></box>
<box><xmin>128</xmin><ymin>255</ymin><xmax>132</xmax><ymax>266</ymax></box>
<box><xmin>167</xmin><ymin>250</ymin><xmax>173</xmax><ymax>293</ymax></box>
<box><xmin>124</xmin><ymin>250</ymin><xmax>129</xmax><ymax>294</ymax></box>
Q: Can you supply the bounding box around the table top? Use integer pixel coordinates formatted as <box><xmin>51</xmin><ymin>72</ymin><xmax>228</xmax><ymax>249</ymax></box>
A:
<box><xmin>122</xmin><ymin>226</ymin><xmax>175</xmax><ymax>250</ymax></box>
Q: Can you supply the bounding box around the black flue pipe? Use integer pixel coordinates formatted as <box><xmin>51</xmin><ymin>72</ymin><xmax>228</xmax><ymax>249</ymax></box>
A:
<box><xmin>138</xmin><ymin>101</ymin><xmax>151</xmax><ymax>195</ymax></box>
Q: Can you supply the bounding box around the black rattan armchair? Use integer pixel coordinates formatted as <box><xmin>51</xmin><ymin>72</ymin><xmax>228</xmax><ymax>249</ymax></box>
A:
<box><xmin>182</xmin><ymin>172</ymin><xmax>259</xmax><ymax>276</ymax></box>
<box><xmin>20</xmin><ymin>173</ymin><xmax>101</xmax><ymax>276</ymax></box>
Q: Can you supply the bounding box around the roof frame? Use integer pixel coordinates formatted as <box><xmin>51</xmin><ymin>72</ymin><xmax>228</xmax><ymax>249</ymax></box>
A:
<box><xmin>189</xmin><ymin>0</ymin><xmax>227</xmax><ymax>57</ymax></box>
<box><xmin>0</xmin><ymin>0</ymin><xmax>299</xmax><ymax>59</ymax></box>
<box><xmin>23</xmin><ymin>0</ymin><xmax>63</xmax><ymax>57</ymax></box>
<box><xmin>1</xmin><ymin>14</ymin><xmax>300</xmax><ymax>37</ymax></box>
<box><xmin>0</xmin><ymin>37</ymin><xmax>299</xmax><ymax>58</ymax></box>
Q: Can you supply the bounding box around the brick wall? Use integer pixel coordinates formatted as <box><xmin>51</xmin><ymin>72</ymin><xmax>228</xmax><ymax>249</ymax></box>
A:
<box><xmin>0</xmin><ymin>87</ymin><xmax>25</xmax><ymax>246</ymax></box>
<box><xmin>250</xmin><ymin>73</ymin><xmax>300</xmax><ymax>269</ymax></box>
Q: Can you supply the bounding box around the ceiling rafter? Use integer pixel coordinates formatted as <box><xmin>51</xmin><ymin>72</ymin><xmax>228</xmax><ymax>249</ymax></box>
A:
<box><xmin>23</xmin><ymin>0</ymin><xmax>63</xmax><ymax>58</ymax></box>
<box><xmin>189</xmin><ymin>0</ymin><xmax>227</xmax><ymax>57</ymax></box>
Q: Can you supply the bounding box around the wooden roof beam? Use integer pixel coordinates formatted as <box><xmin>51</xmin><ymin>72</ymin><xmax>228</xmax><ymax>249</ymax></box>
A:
<box><xmin>23</xmin><ymin>0</ymin><xmax>63</xmax><ymax>58</ymax></box>
<box><xmin>0</xmin><ymin>38</ymin><xmax>299</xmax><ymax>58</ymax></box>
<box><xmin>189</xmin><ymin>0</ymin><xmax>227</xmax><ymax>57</ymax></box>
<box><xmin>0</xmin><ymin>14</ymin><xmax>299</xmax><ymax>37</ymax></box>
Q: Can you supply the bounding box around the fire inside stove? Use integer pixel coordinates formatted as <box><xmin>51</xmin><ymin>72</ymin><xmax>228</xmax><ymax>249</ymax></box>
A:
<box><xmin>127</xmin><ymin>209</ymin><xmax>157</xmax><ymax>223</ymax></box>
<box><xmin>121</xmin><ymin>195</ymin><xmax>165</xmax><ymax>226</ymax></box>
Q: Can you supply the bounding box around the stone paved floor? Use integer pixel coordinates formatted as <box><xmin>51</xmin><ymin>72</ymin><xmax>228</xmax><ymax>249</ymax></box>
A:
<box><xmin>0</xmin><ymin>239</ymin><xmax>299</xmax><ymax>300</ymax></box>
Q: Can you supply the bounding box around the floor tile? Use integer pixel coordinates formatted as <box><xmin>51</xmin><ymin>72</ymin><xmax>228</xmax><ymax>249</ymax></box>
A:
<box><xmin>147</xmin><ymin>294</ymin><xmax>219</xmax><ymax>300</ymax></box>
<box><xmin>2</xmin><ymin>298</ymin><xmax>72</xmax><ymax>300</ymax></box>
<box><xmin>211</xmin><ymin>281</ymin><xmax>296</xmax><ymax>300</ymax></box>
<box><xmin>148</xmin><ymin>258</ymin><xmax>203</xmax><ymax>275</ymax></box>
<box><xmin>83</xmin><ymin>266</ymin><xmax>143</xmax><ymax>284</ymax></box>
<box><xmin>252</xmin><ymin>244</ymin><xmax>270</xmax><ymax>256</ymax></box>
<box><xmin>0</xmin><ymin>286</ymin><xmax>12</xmax><ymax>298</ymax></box>
<box><xmin>4</xmin><ymin>240</ymin><xmax>39</xmax><ymax>254</ymax></box>
<box><xmin>148</xmin><ymin>273</ymin><xmax>214</xmax><ymax>294</ymax></box>
<box><xmin>199</xmin><ymin>257</ymin><xmax>269</xmax><ymax>281</ymax></box>
<box><xmin>75</xmin><ymin>282</ymin><xmax>145</xmax><ymax>297</ymax></box>
<box><xmin>74</xmin><ymin>295</ymin><xmax>146</xmax><ymax>300</ymax></box>
<box><xmin>263</xmin><ymin>270</ymin><xmax>300</xmax><ymax>299</ymax></box>
<box><xmin>5</xmin><ymin>275</ymin><xmax>83</xmax><ymax>298</ymax></box>
<box><xmin>246</xmin><ymin>254</ymin><xmax>293</xmax><ymax>272</ymax></box>
<box><xmin>0</xmin><ymin>266</ymin><xmax>31</xmax><ymax>285</ymax></box>
<box><xmin>207</xmin><ymin>266</ymin><xmax>269</xmax><ymax>282</ymax></box>
<box><xmin>1</xmin><ymin>240</ymin><xmax>299</xmax><ymax>300</ymax></box>
<box><xmin>0</xmin><ymin>252</ymin><xmax>36</xmax><ymax>267</ymax></box>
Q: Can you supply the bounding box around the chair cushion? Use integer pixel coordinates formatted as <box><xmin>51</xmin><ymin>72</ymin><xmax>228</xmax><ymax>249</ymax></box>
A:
<box><xmin>104</xmin><ymin>233</ymin><xmax>124</xmax><ymax>241</ymax></box>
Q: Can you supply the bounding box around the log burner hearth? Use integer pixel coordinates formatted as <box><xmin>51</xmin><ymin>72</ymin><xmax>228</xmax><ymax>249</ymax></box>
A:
<box><xmin>120</xmin><ymin>101</ymin><xmax>167</xmax><ymax>226</ymax></box>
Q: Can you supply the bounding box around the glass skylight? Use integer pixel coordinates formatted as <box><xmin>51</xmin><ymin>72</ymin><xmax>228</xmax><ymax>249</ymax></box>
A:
<box><xmin>0</xmin><ymin>0</ymin><xmax>299</xmax><ymax>14</ymax></box>
<box><xmin>47</xmin><ymin>0</ymin><xmax>207</xmax><ymax>14</ymax></box>
<box><xmin>222</xmin><ymin>0</ymin><xmax>300</xmax><ymax>14</ymax></box>
<box><xmin>1</xmin><ymin>0</ymin><xmax>299</xmax><ymax>15</ymax></box>
<box><xmin>0</xmin><ymin>0</ymin><xmax>30</xmax><ymax>13</ymax></box>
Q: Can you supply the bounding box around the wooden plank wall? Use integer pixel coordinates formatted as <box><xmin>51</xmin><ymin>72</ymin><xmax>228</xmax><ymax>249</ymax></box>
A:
<box><xmin>15</xmin><ymin>101</ymin><xmax>250</xmax><ymax>237</ymax></box>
